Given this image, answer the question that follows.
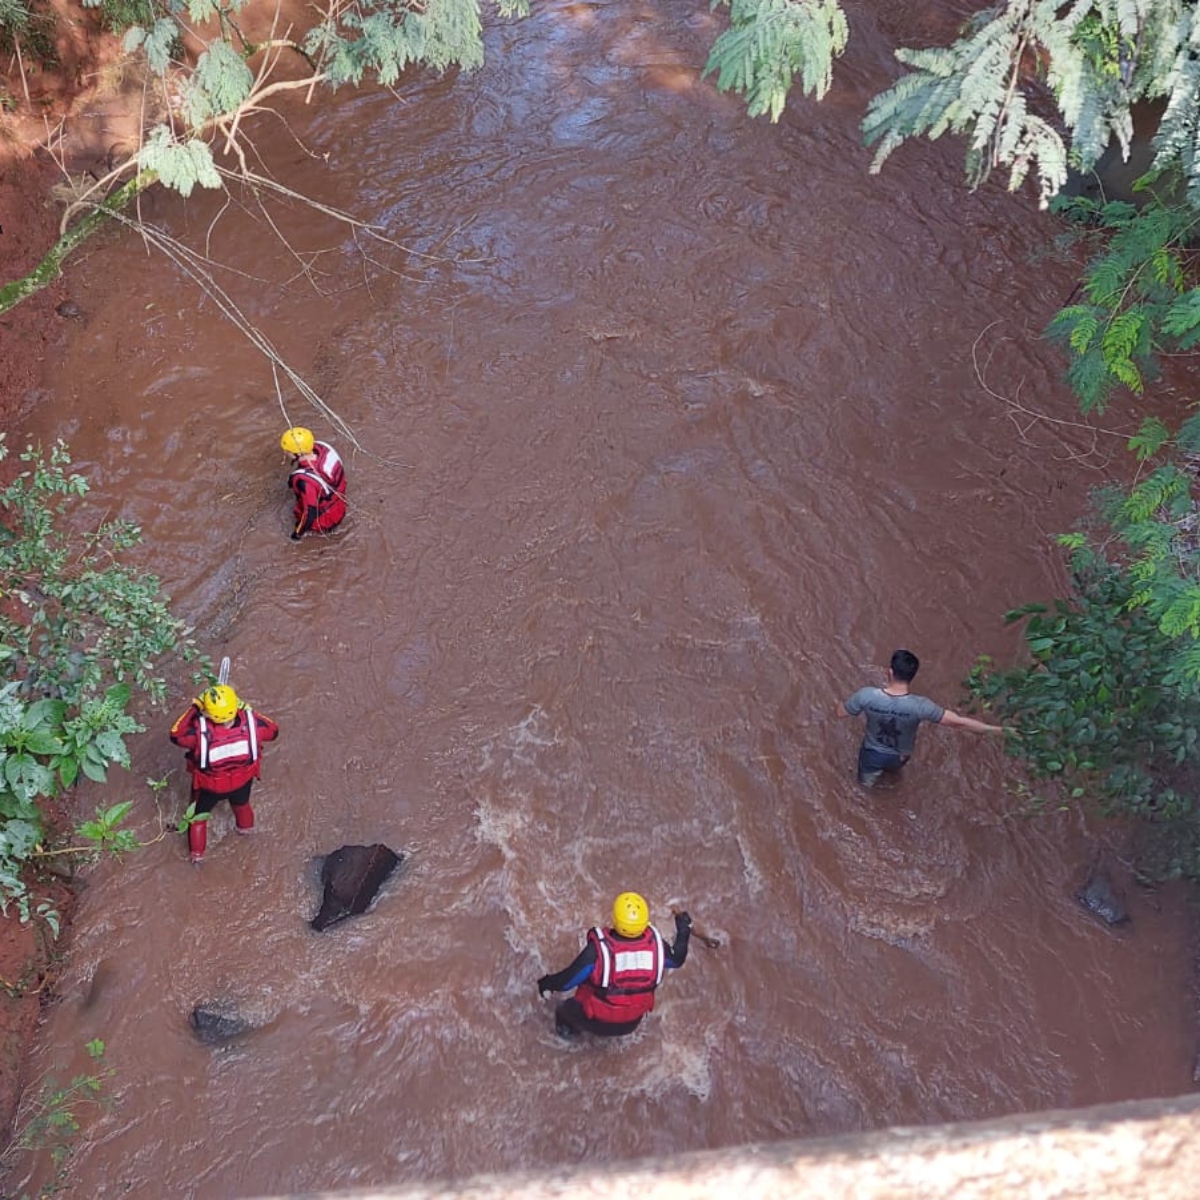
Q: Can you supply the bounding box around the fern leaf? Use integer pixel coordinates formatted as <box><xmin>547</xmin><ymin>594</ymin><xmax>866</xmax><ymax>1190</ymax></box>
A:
<box><xmin>1161</xmin><ymin>289</ymin><xmax>1200</xmax><ymax>342</ymax></box>
<box><xmin>1128</xmin><ymin>416</ymin><xmax>1172</xmax><ymax>460</ymax></box>
<box><xmin>1176</xmin><ymin>410</ymin><xmax>1200</xmax><ymax>454</ymax></box>
<box><xmin>184</xmin><ymin>40</ymin><xmax>254</xmax><ymax>124</ymax></box>
<box><xmin>138</xmin><ymin>127</ymin><xmax>222</xmax><ymax>198</ymax></box>
<box><xmin>704</xmin><ymin>0</ymin><xmax>849</xmax><ymax>121</ymax></box>
<box><xmin>1066</xmin><ymin>345</ymin><xmax>1113</xmax><ymax>412</ymax></box>
<box><xmin>863</xmin><ymin>5</ymin><xmax>1073</xmax><ymax>202</ymax></box>
<box><xmin>1159</xmin><ymin>593</ymin><xmax>1200</xmax><ymax>639</ymax></box>
<box><xmin>124</xmin><ymin>17</ymin><xmax>178</xmax><ymax>76</ymax></box>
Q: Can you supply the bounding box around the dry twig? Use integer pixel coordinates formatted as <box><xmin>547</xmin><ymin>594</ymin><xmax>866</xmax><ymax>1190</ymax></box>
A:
<box><xmin>971</xmin><ymin>321</ymin><xmax>1132</xmax><ymax>467</ymax></box>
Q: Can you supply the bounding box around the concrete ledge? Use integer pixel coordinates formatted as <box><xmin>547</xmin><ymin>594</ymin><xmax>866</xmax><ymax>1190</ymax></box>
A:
<box><xmin>289</xmin><ymin>1093</ymin><xmax>1200</xmax><ymax>1200</ymax></box>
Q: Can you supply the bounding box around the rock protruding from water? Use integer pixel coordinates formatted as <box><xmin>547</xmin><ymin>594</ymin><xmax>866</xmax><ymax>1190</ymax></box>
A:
<box><xmin>190</xmin><ymin>1000</ymin><xmax>258</xmax><ymax>1046</ymax></box>
<box><xmin>1075</xmin><ymin>869</ymin><xmax>1130</xmax><ymax>926</ymax></box>
<box><xmin>311</xmin><ymin>843</ymin><xmax>402</xmax><ymax>932</ymax></box>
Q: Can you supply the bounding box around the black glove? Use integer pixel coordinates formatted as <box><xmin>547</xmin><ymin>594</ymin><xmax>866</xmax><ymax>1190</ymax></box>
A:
<box><xmin>674</xmin><ymin>911</ymin><xmax>692</xmax><ymax>932</ymax></box>
<box><xmin>537</xmin><ymin>975</ymin><xmax>552</xmax><ymax>998</ymax></box>
<box><xmin>289</xmin><ymin>531</ymin><xmax>303</xmax><ymax>541</ymax></box>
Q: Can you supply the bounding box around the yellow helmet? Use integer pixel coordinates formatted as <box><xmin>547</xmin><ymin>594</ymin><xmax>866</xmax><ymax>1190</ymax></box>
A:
<box><xmin>200</xmin><ymin>685</ymin><xmax>240</xmax><ymax>723</ymax></box>
<box><xmin>280</xmin><ymin>427</ymin><xmax>315</xmax><ymax>456</ymax></box>
<box><xmin>612</xmin><ymin>892</ymin><xmax>649</xmax><ymax>938</ymax></box>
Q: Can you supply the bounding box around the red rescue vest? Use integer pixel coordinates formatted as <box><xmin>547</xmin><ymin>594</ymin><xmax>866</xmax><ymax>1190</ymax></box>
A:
<box><xmin>289</xmin><ymin>442</ymin><xmax>345</xmax><ymax>501</ymax></box>
<box><xmin>575</xmin><ymin>925</ymin><xmax>665</xmax><ymax>1024</ymax></box>
<box><xmin>191</xmin><ymin>708</ymin><xmax>263</xmax><ymax>792</ymax></box>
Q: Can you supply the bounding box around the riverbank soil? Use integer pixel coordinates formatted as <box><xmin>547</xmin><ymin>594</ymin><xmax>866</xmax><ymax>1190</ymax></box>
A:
<box><xmin>0</xmin><ymin>2</ymin><xmax>127</xmax><ymax>1143</ymax></box>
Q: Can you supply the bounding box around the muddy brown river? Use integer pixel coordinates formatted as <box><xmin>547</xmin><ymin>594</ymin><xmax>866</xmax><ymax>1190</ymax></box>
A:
<box><xmin>8</xmin><ymin>1</ymin><xmax>1197</xmax><ymax>1196</ymax></box>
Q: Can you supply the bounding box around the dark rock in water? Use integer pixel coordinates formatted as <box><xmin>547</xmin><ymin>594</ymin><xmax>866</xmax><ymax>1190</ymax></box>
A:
<box><xmin>54</xmin><ymin>300</ymin><xmax>83</xmax><ymax>320</ymax></box>
<box><xmin>311</xmin><ymin>843</ymin><xmax>402</xmax><ymax>932</ymax></box>
<box><xmin>1075</xmin><ymin>870</ymin><xmax>1130</xmax><ymax>926</ymax></box>
<box><xmin>190</xmin><ymin>1000</ymin><xmax>257</xmax><ymax>1046</ymax></box>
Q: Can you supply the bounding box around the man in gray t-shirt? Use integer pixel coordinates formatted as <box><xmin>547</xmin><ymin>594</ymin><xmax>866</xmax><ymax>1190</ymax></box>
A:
<box><xmin>836</xmin><ymin>649</ymin><xmax>1005</xmax><ymax>787</ymax></box>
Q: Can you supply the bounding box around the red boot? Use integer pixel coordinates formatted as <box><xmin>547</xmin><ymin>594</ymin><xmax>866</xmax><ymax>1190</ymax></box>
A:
<box><xmin>188</xmin><ymin>817</ymin><xmax>208</xmax><ymax>864</ymax></box>
<box><xmin>233</xmin><ymin>802</ymin><xmax>255</xmax><ymax>835</ymax></box>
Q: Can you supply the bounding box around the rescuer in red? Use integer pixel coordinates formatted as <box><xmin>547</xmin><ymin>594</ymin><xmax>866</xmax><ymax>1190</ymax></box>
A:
<box><xmin>169</xmin><ymin>684</ymin><xmax>280</xmax><ymax>864</ymax></box>
<box><xmin>281</xmin><ymin>426</ymin><xmax>347</xmax><ymax>540</ymax></box>
<box><xmin>537</xmin><ymin>893</ymin><xmax>691</xmax><ymax>1037</ymax></box>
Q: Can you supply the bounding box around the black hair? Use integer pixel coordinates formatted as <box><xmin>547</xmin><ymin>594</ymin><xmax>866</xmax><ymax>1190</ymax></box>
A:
<box><xmin>890</xmin><ymin>649</ymin><xmax>920</xmax><ymax>682</ymax></box>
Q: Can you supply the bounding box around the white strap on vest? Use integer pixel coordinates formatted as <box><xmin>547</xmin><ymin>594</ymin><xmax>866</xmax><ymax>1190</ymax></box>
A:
<box><xmin>290</xmin><ymin>443</ymin><xmax>342</xmax><ymax>498</ymax></box>
<box><xmin>317</xmin><ymin>442</ymin><xmax>343</xmax><ymax>480</ymax></box>
<box><xmin>290</xmin><ymin>467</ymin><xmax>332</xmax><ymax>497</ymax></box>
<box><xmin>591</xmin><ymin>926</ymin><xmax>665</xmax><ymax>988</ymax></box>
<box><xmin>197</xmin><ymin>707</ymin><xmax>258</xmax><ymax>770</ymax></box>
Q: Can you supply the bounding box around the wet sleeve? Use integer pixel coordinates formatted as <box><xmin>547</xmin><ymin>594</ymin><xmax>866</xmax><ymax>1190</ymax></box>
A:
<box><xmin>538</xmin><ymin>943</ymin><xmax>596</xmax><ymax>994</ymax></box>
<box><xmin>842</xmin><ymin>688</ymin><xmax>870</xmax><ymax>716</ymax></box>
<box><xmin>664</xmin><ymin>923</ymin><xmax>690</xmax><ymax>969</ymax></box>
<box><xmin>255</xmin><ymin>712</ymin><xmax>280</xmax><ymax>742</ymax></box>
<box><xmin>169</xmin><ymin>705</ymin><xmax>198</xmax><ymax>748</ymax></box>
<box><xmin>920</xmin><ymin>697</ymin><xmax>947</xmax><ymax>723</ymax></box>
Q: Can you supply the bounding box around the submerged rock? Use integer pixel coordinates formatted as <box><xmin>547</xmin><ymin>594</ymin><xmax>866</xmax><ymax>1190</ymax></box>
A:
<box><xmin>310</xmin><ymin>843</ymin><xmax>402</xmax><ymax>932</ymax></box>
<box><xmin>1075</xmin><ymin>869</ymin><xmax>1130</xmax><ymax>926</ymax></box>
<box><xmin>190</xmin><ymin>1000</ymin><xmax>258</xmax><ymax>1046</ymax></box>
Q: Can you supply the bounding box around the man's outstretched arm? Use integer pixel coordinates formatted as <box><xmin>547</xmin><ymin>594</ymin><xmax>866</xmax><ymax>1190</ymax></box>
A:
<box><xmin>940</xmin><ymin>709</ymin><xmax>1005</xmax><ymax>734</ymax></box>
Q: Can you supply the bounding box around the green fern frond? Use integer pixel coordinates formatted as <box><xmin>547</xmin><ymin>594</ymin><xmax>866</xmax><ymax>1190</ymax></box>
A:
<box><xmin>704</xmin><ymin>0</ymin><xmax>849</xmax><ymax>122</ymax></box>
<box><xmin>1106</xmin><ymin>354</ymin><xmax>1144</xmax><ymax>392</ymax></box>
<box><xmin>138</xmin><ymin>127</ymin><xmax>221</xmax><ymax>198</ymax></box>
<box><xmin>1065</xmin><ymin>345</ymin><xmax>1113</xmax><ymax>412</ymax></box>
<box><xmin>1161</xmin><ymin>288</ymin><xmax>1200</xmax><ymax>343</ymax></box>
<box><xmin>1128</xmin><ymin>416</ymin><xmax>1172</xmax><ymax>461</ymax></box>
<box><xmin>1159</xmin><ymin>593</ymin><xmax>1200</xmax><ymax>639</ymax></box>
<box><xmin>1084</xmin><ymin>257</ymin><xmax>1129</xmax><ymax>306</ymax></box>
<box><xmin>306</xmin><ymin>0</ymin><xmax>492</xmax><ymax>87</ymax></box>
<box><xmin>1176</xmin><ymin>410</ymin><xmax>1200</xmax><ymax>454</ymax></box>
<box><xmin>184</xmin><ymin>40</ymin><xmax>254</xmax><ymax>123</ymax></box>
<box><xmin>1121</xmin><ymin>467</ymin><xmax>1190</xmax><ymax>523</ymax></box>
<box><xmin>1153</xmin><ymin>51</ymin><xmax>1200</xmax><ymax>200</ymax></box>
<box><xmin>1100</xmin><ymin>307</ymin><xmax>1146</xmax><ymax>362</ymax></box>
<box><xmin>123</xmin><ymin>17</ymin><xmax>177</xmax><ymax>75</ymax></box>
<box><xmin>1069</xmin><ymin>310</ymin><xmax>1101</xmax><ymax>354</ymax></box>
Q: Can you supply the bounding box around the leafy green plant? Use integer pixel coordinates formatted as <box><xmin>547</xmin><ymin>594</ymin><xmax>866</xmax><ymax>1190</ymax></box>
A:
<box><xmin>0</xmin><ymin>437</ymin><xmax>199</xmax><ymax>923</ymax></box>
<box><xmin>0</xmin><ymin>0</ymin><xmax>56</xmax><ymax>68</ymax></box>
<box><xmin>176</xmin><ymin>800</ymin><xmax>200</xmax><ymax>834</ymax></box>
<box><xmin>83</xmin><ymin>0</ymin><xmax>163</xmax><ymax>34</ymax></box>
<box><xmin>0</xmin><ymin>1039</ymin><xmax>114</xmax><ymax>1196</ymax></box>
<box><xmin>75</xmin><ymin>802</ymin><xmax>139</xmax><ymax>854</ymax></box>
<box><xmin>0</xmin><ymin>0</ymin><xmax>34</xmax><ymax>37</ymax></box>
<box><xmin>17</xmin><ymin>1040</ymin><xmax>111</xmax><ymax>1156</ymax></box>
<box><xmin>1045</xmin><ymin>192</ymin><xmax>1200</xmax><ymax>412</ymax></box>
<box><xmin>968</xmin><ymin>546</ymin><xmax>1200</xmax><ymax>874</ymax></box>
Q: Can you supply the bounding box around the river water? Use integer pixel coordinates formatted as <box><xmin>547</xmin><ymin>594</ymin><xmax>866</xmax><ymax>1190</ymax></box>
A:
<box><xmin>9</xmin><ymin>1</ymin><xmax>1197</xmax><ymax>1196</ymax></box>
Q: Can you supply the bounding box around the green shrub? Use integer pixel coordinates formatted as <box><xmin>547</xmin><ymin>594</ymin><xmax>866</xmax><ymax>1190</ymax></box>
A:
<box><xmin>968</xmin><ymin>546</ymin><xmax>1200</xmax><ymax>876</ymax></box>
<box><xmin>0</xmin><ymin>437</ymin><xmax>197</xmax><ymax>924</ymax></box>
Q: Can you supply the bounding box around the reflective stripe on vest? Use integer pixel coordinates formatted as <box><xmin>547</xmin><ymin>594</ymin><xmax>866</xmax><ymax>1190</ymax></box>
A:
<box><xmin>317</xmin><ymin>442</ymin><xmax>343</xmax><ymax>482</ymax></box>
<box><xmin>290</xmin><ymin>467</ymin><xmax>333</xmax><ymax>497</ymax></box>
<box><xmin>591</xmin><ymin>925</ymin><xmax>665</xmax><ymax>993</ymax></box>
<box><xmin>197</xmin><ymin>708</ymin><xmax>259</xmax><ymax>770</ymax></box>
<box><xmin>289</xmin><ymin>443</ymin><xmax>343</xmax><ymax>499</ymax></box>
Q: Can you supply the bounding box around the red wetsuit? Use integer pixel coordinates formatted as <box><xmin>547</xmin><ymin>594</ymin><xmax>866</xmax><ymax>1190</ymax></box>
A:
<box><xmin>289</xmin><ymin>441</ymin><xmax>347</xmax><ymax>537</ymax></box>
<box><xmin>169</xmin><ymin>703</ymin><xmax>279</xmax><ymax>860</ymax></box>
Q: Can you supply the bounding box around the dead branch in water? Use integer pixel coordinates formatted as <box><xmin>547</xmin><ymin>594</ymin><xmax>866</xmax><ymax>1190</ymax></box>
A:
<box><xmin>971</xmin><ymin>321</ymin><xmax>1133</xmax><ymax>469</ymax></box>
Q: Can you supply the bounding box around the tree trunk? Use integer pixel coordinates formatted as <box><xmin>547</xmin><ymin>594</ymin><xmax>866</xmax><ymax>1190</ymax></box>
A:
<box><xmin>0</xmin><ymin>175</ymin><xmax>153</xmax><ymax>316</ymax></box>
